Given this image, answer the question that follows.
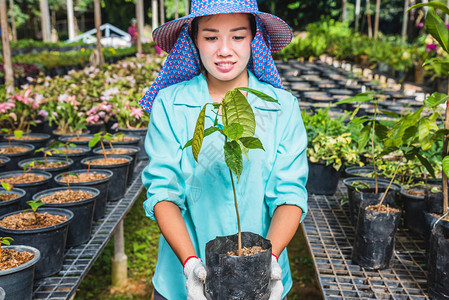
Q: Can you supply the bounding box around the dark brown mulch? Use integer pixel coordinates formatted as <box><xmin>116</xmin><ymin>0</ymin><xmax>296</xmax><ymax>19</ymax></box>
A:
<box><xmin>39</xmin><ymin>190</ymin><xmax>93</xmax><ymax>203</ymax></box>
<box><xmin>100</xmin><ymin>149</ymin><xmax>133</xmax><ymax>155</ymax></box>
<box><xmin>0</xmin><ymin>248</ymin><xmax>35</xmax><ymax>271</ymax></box>
<box><xmin>1</xmin><ymin>174</ymin><xmax>46</xmax><ymax>184</ymax></box>
<box><xmin>88</xmin><ymin>158</ymin><xmax>128</xmax><ymax>166</ymax></box>
<box><xmin>30</xmin><ymin>161</ymin><xmax>67</xmax><ymax>169</ymax></box>
<box><xmin>227</xmin><ymin>246</ymin><xmax>267</xmax><ymax>257</ymax></box>
<box><xmin>0</xmin><ymin>147</ymin><xmax>30</xmax><ymax>154</ymax></box>
<box><xmin>405</xmin><ymin>189</ymin><xmax>426</xmax><ymax>197</ymax></box>
<box><xmin>0</xmin><ymin>212</ymin><xmax>67</xmax><ymax>230</ymax></box>
<box><xmin>67</xmin><ymin>136</ymin><xmax>91</xmax><ymax>142</ymax></box>
<box><xmin>0</xmin><ymin>193</ymin><xmax>19</xmax><ymax>202</ymax></box>
<box><xmin>59</xmin><ymin>173</ymin><xmax>107</xmax><ymax>183</ymax></box>
<box><xmin>366</xmin><ymin>204</ymin><xmax>400</xmax><ymax>214</ymax></box>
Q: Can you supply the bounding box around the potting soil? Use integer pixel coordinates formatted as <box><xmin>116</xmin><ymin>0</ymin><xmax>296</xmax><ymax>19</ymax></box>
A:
<box><xmin>1</xmin><ymin>174</ymin><xmax>46</xmax><ymax>184</ymax></box>
<box><xmin>0</xmin><ymin>212</ymin><xmax>67</xmax><ymax>229</ymax></box>
<box><xmin>0</xmin><ymin>248</ymin><xmax>35</xmax><ymax>271</ymax></box>
<box><xmin>39</xmin><ymin>190</ymin><xmax>94</xmax><ymax>203</ymax></box>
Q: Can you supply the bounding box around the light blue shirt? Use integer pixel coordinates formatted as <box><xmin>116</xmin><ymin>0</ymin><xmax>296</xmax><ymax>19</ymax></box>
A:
<box><xmin>142</xmin><ymin>70</ymin><xmax>308</xmax><ymax>299</ymax></box>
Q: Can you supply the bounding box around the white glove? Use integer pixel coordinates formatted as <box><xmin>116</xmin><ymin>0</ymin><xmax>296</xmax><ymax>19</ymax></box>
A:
<box><xmin>183</xmin><ymin>256</ymin><xmax>207</xmax><ymax>300</ymax></box>
<box><xmin>269</xmin><ymin>254</ymin><xmax>284</xmax><ymax>300</ymax></box>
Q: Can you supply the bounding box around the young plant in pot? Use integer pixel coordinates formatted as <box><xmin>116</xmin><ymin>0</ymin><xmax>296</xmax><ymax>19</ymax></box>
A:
<box><xmin>183</xmin><ymin>87</ymin><xmax>285</xmax><ymax>299</ymax></box>
<box><xmin>0</xmin><ymin>130</ymin><xmax>35</xmax><ymax>171</ymax></box>
<box><xmin>0</xmin><ymin>182</ymin><xmax>24</xmax><ymax>216</ymax></box>
<box><xmin>0</xmin><ymin>199</ymin><xmax>73</xmax><ymax>279</ymax></box>
<box><xmin>0</xmin><ymin>236</ymin><xmax>40</xmax><ymax>300</ymax></box>
<box><xmin>48</xmin><ymin>141</ymin><xmax>91</xmax><ymax>170</ymax></box>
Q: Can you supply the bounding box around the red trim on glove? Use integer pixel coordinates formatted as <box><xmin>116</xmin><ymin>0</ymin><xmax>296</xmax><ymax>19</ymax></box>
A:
<box><xmin>272</xmin><ymin>253</ymin><xmax>278</xmax><ymax>262</ymax></box>
<box><xmin>183</xmin><ymin>256</ymin><xmax>198</xmax><ymax>269</ymax></box>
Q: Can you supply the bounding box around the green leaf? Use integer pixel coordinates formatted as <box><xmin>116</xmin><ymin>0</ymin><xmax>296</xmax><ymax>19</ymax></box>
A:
<box><xmin>380</xmin><ymin>110</ymin><xmax>399</xmax><ymax>118</ymax></box>
<box><xmin>1</xmin><ymin>182</ymin><xmax>13</xmax><ymax>191</ymax></box>
<box><xmin>403</xmin><ymin>125</ymin><xmax>418</xmax><ymax>142</ymax></box>
<box><xmin>419</xmin><ymin>118</ymin><xmax>439</xmax><ymax>151</ymax></box>
<box><xmin>424</xmin><ymin>92</ymin><xmax>449</xmax><ymax>108</ymax></box>
<box><xmin>0</xmin><ymin>237</ymin><xmax>13</xmax><ymax>246</ymax></box>
<box><xmin>224</xmin><ymin>140</ymin><xmax>243</xmax><ymax>180</ymax></box>
<box><xmin>26</xmin><ymin>199</ymin><xmax>45</xmax><ymax>213</ymax></box>
<box><xmin>334</xmin><ymin>92</ymin><xmax>374</xmax><ymax>104</ymax></box>
<box><xmin>443</xmin><ymin>156</ymin><xmax>449</xmax><ymax>178</ymax></box>
<box><xmin>239</xmin><ymin>137</ymin><xmax>264</xmax><ymax>150</ymax></box>
<box><xmin>374</xmin><ymin>123</ymin><xmax>388</xmax><ymax>141</ymax></box>
<box><xmin>237</xmin><ymin>87</ymin><xmax>279</xmax><ymax>103</ymax></box>
<box><xmin>358</xmin><ymin>125</ymin><xmax>371</xmax><ymax>152</ymax></box>
<box><xmin>237</xmin><ymin>140</ymin><xmax>249</xmax><ymax>160</ymax></box>
<box><xmin>192</xmin><ymin>105</ymin><xmax>207</xmax><ymax>162</ymax></box>
<box><xmin>423</xmin><ymin>57</ymin><xmax>449</xmax><ymax>68</ymax></box>
<box><xmin>14</xmin><ymin>130</ymin><xmax>23</xmax><ymax>138</ymax></box>
<box><xmin>432</xmin><ymin>128</ymin><xmax>449</xmax><ymax>140</ymax></box>
<box><xmin>223</xmin><ymin>123</ymin><xmax>244</xmax><ymax>141</ymax></box>
<box><xmin>408</xmin><ymin>2</ymin><xmax>449</xmax><ymax>16</ymax></box>
<box><xmin>425</xmin><ymin>8</ymin><xmax>449</xmax><ymax>53</ymax></box>
<box><xmin>183</xmin><ymin>126</ymin><xmax>219</xmax><ymax>150</ymax></box>
<box><xmin>416</xmin><ymin>153</ymin><xmax>436</xmax><ymax>179</ymax></box>
<box><xmin>222</xmin><ymin>90</ymin><xmax>256</xmax><ymax>137</ymax></box>
<box><xmin>88</xmin><ymin>135</ymin><xmax>101</xmax><ymax>148</ymax></box>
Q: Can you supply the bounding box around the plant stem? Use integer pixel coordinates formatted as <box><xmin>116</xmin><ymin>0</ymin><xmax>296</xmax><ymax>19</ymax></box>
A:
<box><xmin>377</xmin><ymin>162</ymin><xmax>401</xmax><ymax>211</ymax></box>
<box><xmin>443</xmin><ymin>98</ymin><xmax>449</xmax><ymax>214</ymax></box>
<box><xmin>86</xmin><ymin>162</ymin><xmax>91</xmax><ymax>175</ymax></box>
<box><xmin>100</xmin><ymin>139</ymin><xmax>107</xmax><ymax>160</ymax></box>
<box><xmin>229</xmin><ymin>168</ymin><xmax>242</xmax><ymax>256</ymax></box>
<box><xmin>372</xmin><ymin>101</ymin><xmax>378</xmax><ymax>194</ymax></box>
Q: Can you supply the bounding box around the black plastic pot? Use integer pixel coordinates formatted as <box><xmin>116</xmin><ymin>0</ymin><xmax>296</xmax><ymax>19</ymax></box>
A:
<box><xmin>423</xmin><ymin>211</ymin><xmax>449</xmax><ymax>251</ymax></box>
<box><xmin>33</xmin><ymin>186</ymin><xmax>99</xmax><ymax>247</ymax></box>
<box><xmin>86</xmin><ymin>122</ymin><xmax>106</xmax><ymax>134</ymax></box>
<box><xmin>18</xmin><ymin>157</ymin><xmax>74</xmax><ymax>188</ymax></box>
<box><xmin>352</xmin><ymin>198</ymin><xmax>401</xmax><ymax>270</ymax></box>
<box><xmin>0</xmin><ymin>187</ymin><xmax>25</xmax><ymax>216</ymax></box>
<box><xmin>0</xmin><ymin>245</ymin><xmax>40</xmax><ymax>300</ymax></box>
<box><xmin>425</xmin><ymin>191</ymin><xmax>444</xmax><ymax>215</ymax></box>
<box><xmin>344</xmin><ymin>166</ymin><xmax>378</xmax><ymax>178</ymax></box>
<box><xmin>0</xmin><ymin>170</ymin><xmax>52</xmax><ymax>208</ymax></box>
<box><xmin>0</xmin><ymin>155</ymin><xmax>11</xmax><ymax>171</ymax></box>
<box><xmin>57</xmin><ymin>134</ymin><xmax>94</xmax><ymax>148</ymax></box>
<box><xmin>51</xmin><ymin>130</ymin><xmax>90</xmax><ymax>141</ymax></box>
<box><xmin>50</xmin><ymin>146</ymin><xmax>91</xmax><ymax>170</ymax></box>
<box><xmin>93</xmin><ymin>145</ymin><xmax>139</xmax><ymax>185</ymax></box>
<box><xmin>81</xmin><ymin>155</ymin><xmax>131</xmax><ymax>201</ymax></box>
<box><xmin>307</xmin><ymin>161</ymin><xmax>342</xmax><ymax>195</ymax></box>
<box><xmin>427</xmin><ymin>224</ymin><xmax>449</xmax><ymax>300</ymax></box>
<box><xmin>350</xmin><ymin>188</ymin><xmax>396</xmax><ymax>226</ymax></box>
<box><xmin>400</xmin><ymin>186</ymin><xmax>426</xmax><ymax>235</ymax></box>
<box><xmin>0</xmin><ymin>143</ymin><xmax>35</xmax><ymax>171</ymax></box>
<box><xmin>0</xmin><ymin>208</ymin><xmax>73</xmax><ymax>279</ymax></box>
<box><xmin>54</xmin><ymin>169</ymin><xmax>112</xmax><ymax>220</ymax></box>
<box><xmin>205</xmin><ymin>232</ymin><xmax>272</xmax><ymax>300</ymax></box>
<box><xmin>116</xmin><ymin>128</ymin><xmax>147</xmax><ymax>160</ymax></box>
<box><xmin>2</xmin><ymin>133</ymin><xmax>51</xmax><ymax>152</ymax></box>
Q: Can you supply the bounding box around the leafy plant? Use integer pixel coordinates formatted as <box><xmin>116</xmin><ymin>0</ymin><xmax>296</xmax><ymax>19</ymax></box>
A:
<box><xmin>0</xmin><ymin>182</ymin><xmax>13</xmax><ymax>196</ymax></box>
<box><xmin>24</xmin><ymin>200</ymin><xmax>45</xmax><ymax>224</ymax></box>
<box><xmin>0</xmin><ymin>237</ymin><xmax>13</xmax><ymax>260</ymax></box>
<box><xmin>89</xmin><ymin>132</ymin><xmax>123</xmax><ymax>159</ymax></box>
<box><xmin>1</xmin><ymin>129</ymin><xmax>23</xmax><ymax>149</ymax></box>
<box><xmin>183</xmin><ymin>87</ymin><xmax>277</xmax><ymax>256</ymax></box>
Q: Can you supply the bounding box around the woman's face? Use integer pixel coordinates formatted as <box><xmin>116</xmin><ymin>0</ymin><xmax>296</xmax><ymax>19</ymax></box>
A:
<box><xmin>195</xmin><ymin>13</ymin><xmax>252</xmax><ymax>84</ymax></box>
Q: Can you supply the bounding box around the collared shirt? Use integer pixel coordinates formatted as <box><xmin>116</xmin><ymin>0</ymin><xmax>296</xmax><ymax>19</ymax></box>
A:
<box><xmin>142</xmin><ymin>70</ymin><xmax>308</xmax><ymax>299</ymax></box>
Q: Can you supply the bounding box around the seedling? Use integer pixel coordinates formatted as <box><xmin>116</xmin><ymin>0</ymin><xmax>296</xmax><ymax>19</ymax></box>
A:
<box><xmin>184</xmin><ymin>87</ymin><xmax>277</xmax><ymax>256</ymax></box>
<box><xmin>20</xmin><ymin>161</ymin><xmax>36</xmax><ymax>180</ymax></box>
<box><xmin>89</xmin><ymin>132</ymin><xmax>124</xmax><ymax>159</ymax></box>
<box><xmin>1</xmin><ymin>129</ymin><xmax>23</xmax><ymax>149</ymax></box>
<box><xmin>62</xmin><ymin>172</ymin><xmax>78</xmax><ymax>196</ymax></box>
<box><xmin>1</xmin><ymin>182</ymin><xmax>13</xmax><ymax>191</ymax></box>
<box><xmin>34</xmin><ymin>147</ymin><xmax>66</xmax><ymax>165</ymax></box>
<box><xmin>24</xmin><ymin>200</ymin><xmax>45</xmax><ymax>224</ymax></box>
<box><xmin>0</xmin><ymin>237</ymin><xmax>13</xmax><ymax>260</ymax></box>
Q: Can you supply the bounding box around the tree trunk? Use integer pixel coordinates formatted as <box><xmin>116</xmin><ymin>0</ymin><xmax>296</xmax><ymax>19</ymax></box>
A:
<box><xmin>67</xmin><ymin>0</ymin><xmax>75</xmax><ymax>40</ymax></box>
<box><xmin>94</xmin><ymin>0</ymin><xmax>103</xmax><ymax>67</ymax></box>
<box><xmin>401</xmin><ymin>0</ymin><xmax>408</xmax><ymax>42</ymax></box>
<box><xmin>152</xmin><ymin>0</ymin><xmax>158</xmax><ymax>31</ymax></box>
<box><xmin>136</xmin><ymin>0</ymin><xmax>143</xmax><ymax>54</ymax></box>
<box><xmin>355</xmin><ymin>0</ymin><xmax>361</xmax><ymax>31</ymax></box>
<box><xmin>0</xmin><ymin>0</ymin><xmax>14</xmax><ymax>89</ymax></box>
<box><xmin>159</xmin><ymin>0</ymin><xmax>164</xmax><ymax>25</ymax></box>
<box><xmin>175</xmin><ymin>0</ymin><xmax>179</xmax><ymax>19</ymax></box>
<box><xmin>374</xmin><ymin>0</ymin><xmax>380</xmax><ymax>39</ymax></box>
<box><xmin>367</xmin><ymin>0</ymin><xmax>373</xmax><ymax>38</ymax></box>
<box><xmin>342</xmin><ymin>0</ymin><xmax>347</xmax><ymax>22</ymax></box>
<box><xmin>8</xmin><ymin>0</ymin><xmax>16</xmax><ymax>42</ymax></box>
<box><xmin>185</xmin><ymin>0</ymin><xmax>189</xmax><ymax>15</ymax></box>
<box><xmin>39</xmin><ymin>0</ymin><xmax>51</xmax><ymax>41</ymax></box>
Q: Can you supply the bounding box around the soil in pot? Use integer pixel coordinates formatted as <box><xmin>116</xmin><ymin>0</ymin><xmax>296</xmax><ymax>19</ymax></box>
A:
<box><xmin>0</xmin><ymin>143</ymin><xmax>35</xmax><ymax>171</ymax></box>
<box><xmin>0</xmin><ymin>208</ymin><xmax>73</xmax><ymax>279</ymax></box>
<box><xmin>58</xmin><ymin>134</ymin><xmax>94</xmax><ymax>147</ymax></box>
<box><xmin>51</xmin><ymin>146</ymin><xmax>91</xmax><ymax>170</ymax></box>
<box><xmin>0</xmin><ymin>245</ymin><xmax>40</xmax><ymax>300</ymax></box>
<box><xmin>307</xmin><ymin>161</ymin><xmax>342</xmax><ymax>195</ymax></box>
<box><xmin>400</xmin><ymin>186</ymin><xmax>427</xmax><ymax>235</ymax></box>
<box><xmin>352</xmin><ymin>198</ymin><xmax>401</xmax><ymax>270</ymax></box>
<box><xmin>117</xmin><ymin>128</ymin><xmax>147</xmax><ymax>160</ymax></box>
<box><xmin>427</xmin><ymin>224</ymin><xmax>449</xmax><ymax>300</ymax></box>
<box><xmin>205</xmin><ymin>232</ymin><xmax>272</xmax><ymax>300</ymax></box>
<box><xmin>350</xmin><ymin>188</ymin><xmax>396</xmax><ymax>226</ymax></box>
<box><xmin>93</xmin><ymin>146</ymin><xmax>138</xmax><ymax>185</ymax></box>
<box><xmin>0</xmin><ymin>188</ymin><xmax>25</xmax><ymax>216</ymax></box>
<box><xmin>18</xmin><ymin>158</ymin><xmax>73</xmax><ymax>188</ymax></box>
<box><xmin>54</xmin><ymin>170</ymin><xmax>112</xmax><ymax>220</ymax></box>
<box><xmin>3</xmin><ymin>133</ymin><xmax>51</xmax><ymax>151</ymax></box>
<box><xmin>81</xmin><ymin>156</ymin><xmax>131</xmax><ymax>201</ymax></box>
<box><xmin>34</xmin><ymin>187</ymin><xmax>98</xmax><ymax>247</ymax></box>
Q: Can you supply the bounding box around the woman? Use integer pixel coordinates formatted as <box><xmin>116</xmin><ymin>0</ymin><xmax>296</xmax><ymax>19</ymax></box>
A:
<box><xmin>139</xmin><ymin>1</ymin><xmax>308</xmax><ymax>299</ymax></box>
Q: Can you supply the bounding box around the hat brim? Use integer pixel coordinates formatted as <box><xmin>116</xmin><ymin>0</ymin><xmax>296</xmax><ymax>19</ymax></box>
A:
<box><xmin>153</xmin><ymin>8</ymin><xmax>292</xmax><ymax>53</ymax></box>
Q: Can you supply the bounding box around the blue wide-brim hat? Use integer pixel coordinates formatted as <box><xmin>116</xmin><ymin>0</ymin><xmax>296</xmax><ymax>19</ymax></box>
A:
<box><xmin>153</xmin><ymin>0</ymin><xmax>293</xmax><ymax>53</ymax></box>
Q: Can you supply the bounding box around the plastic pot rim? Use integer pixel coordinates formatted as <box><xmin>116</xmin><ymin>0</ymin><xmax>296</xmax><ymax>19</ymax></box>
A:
<box><xmin>0</xmin><ymin>245</ymin><xmax>41</xmax><ymax>276</ymax></box>
<box><xmin>80</xmin><ymin>155</ymin><xmax>133</xmax><ymax>168</ymax></box>
<box><xmin>18</xmin><ymin>157</ymin><xmax>74</xmax><ymax>172</ymax></box>
<box><xmin>0</xmin><ymin>170</ymin><xmax>52</xmax><ymax>187</ymax></box>
<box><xmin>54</xmin><ymin>169</ymin><xmax>113</xmax><ymax>185</ymax></box>
<box><xmin>32</xmin><ymin>186</ymin><xmax>100</xmax><ymax>207</ymax></box>
<box><xmin>0</xmin><ymin>188</ymin><xmax>26</xmax><ymax>205</ymax></box>
<box><xmin>0</xmin><ymin>143</ymin><xmax>35</xmax><ymax>157</ymax></box>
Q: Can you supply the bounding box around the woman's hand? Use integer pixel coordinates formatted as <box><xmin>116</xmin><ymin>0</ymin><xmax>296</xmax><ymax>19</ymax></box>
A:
<box><xmin>183</xmin><ymin>256</ymin><xmax>207</xmax><ymax>300</ymax></box>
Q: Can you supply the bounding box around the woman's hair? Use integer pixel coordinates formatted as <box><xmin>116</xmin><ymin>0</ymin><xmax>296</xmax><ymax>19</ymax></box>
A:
<box><xmin>190</xmin><ymin>13</ymin><xmax>257</xmax><ymax>42</ymax></box>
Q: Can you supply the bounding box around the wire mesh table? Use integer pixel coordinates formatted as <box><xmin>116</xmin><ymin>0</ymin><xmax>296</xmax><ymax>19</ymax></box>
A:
<box><xmin>303</xmin><ymin>182</ymin><xmax>429</xmax><ymax>300</ymax></box>
<box><xmin>32</xmin><ymin>160</ymin><xmax>146</xmax><ymax>299</ymax></box>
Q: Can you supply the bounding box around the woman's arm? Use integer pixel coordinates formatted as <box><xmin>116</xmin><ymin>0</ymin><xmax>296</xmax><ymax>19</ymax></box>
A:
<box><xmin>266</xmin><ymin>204</ymin><xmax>303</xmax><ymax>257</ymax></box>
<box><xmin>154</xmin><ymin>201</ymin><xmax>197</xmax><ymax>264</ymax></box>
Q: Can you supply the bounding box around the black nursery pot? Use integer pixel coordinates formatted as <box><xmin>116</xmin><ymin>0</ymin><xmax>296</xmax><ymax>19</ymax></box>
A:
<box><xmin>400</xmin><ymin>186</ymin><xmax>426</xmax><ymax>235</ymax></box>
<box><xmin>350</xmin><ymin>188</ymin><xmax>396</xmax><ymax>226</ymax></box>
<box><xmin>423</xmin><ymin>211</ymin><xmax>449</xmax><ymax>252</ymax></box>
<box><xmin>33</xmin><ymin>187</ymin><xmax>99</xmax><ymax>247</ymax></box>
<box><xmin>344</xmin><ymin>166</ymin><xmax>378</xmax><ymax>178</ymax></box>
<box><xmin>117</xmin><ymin>128</ymin><xmax>147</xmax><ymax>160</ymax></box>
<box><xmin>0</xmin><ymin>208</ymin><xmax>74</xmax><ymax>279</ymax></box>
<box><xmin>307</xmin><ymin>161</ymin><xmax>342</xmax><ymax>195</ymax></box>
<box><xmin>2</xmin><ymin>133</ymin><xmax>51</xmax><ymax>152</ymax></box>
<box><xmin>0</xmin><ymin>143</ymin><xmax>35</xmax><ymax>171</ymax></box>
<box><xmin>0</xmin><ymin>245</ymin><xmax>40</xmax><ymax>300</ymax></box>
<box><xmin>57</xmin><ymin>134</ymin><xmax>94</xmax><ymax>148</ymax></box>
<box><xmin>205</xmin><ymin>232</ymin><xmax>272</xmax><ymax>300</ymax></box>
<box><xmin>81</xmin><ymin>155</ymin><xmax>131</xmax><ymax>201</ymax></box>
<box><xmin>0</xmin><ymin>155</ymin><xmax>11</xmax><ymax>171</ymax></box>
<box><xmin>93</xmin><ymin>146</ymin><xmax>139</xmax><ymax>186</ymax></box>
<box><xmin>18</xmin><ymin>157</ymin><xmax>74</xmax><ymax>188</ymax></box>
<box><xmin>352</xmin><ymin>198</ymin><xmax>401</xmax><ymax>270</ymax></box>
<box><xmin>427</xmin><ymin>224</ymin><xmax>449</xmax><ymax>300</ymax></box>
<box><xmin>425</xmin><ymin>191</ymin><xmax>444</xmax><ymax>215</ymax></box>
<box><xmin>0</xmin><ymin>170</ymin><xmax>52</xmax><ymax>209</ymax></box>
<box><xmin>54</xmin><ymin>169</ymin><xmax>112</xmax><ymax>220</ymax></box>
<box><xmin>0</xmin><ymin>187</ymin><xmax>26</xmax><ymax>216</ymax></box>
<box><xmin>51</xmin><ymin>146</ymin><xmax>91</xmax><ymax>170</ymax></box>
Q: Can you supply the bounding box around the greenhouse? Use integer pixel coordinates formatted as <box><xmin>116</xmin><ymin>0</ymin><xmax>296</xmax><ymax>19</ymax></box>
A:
<box><xmin>1</xmin><ymin>0</ymin><xmax>449</xmax><ymax>299</ymax></box>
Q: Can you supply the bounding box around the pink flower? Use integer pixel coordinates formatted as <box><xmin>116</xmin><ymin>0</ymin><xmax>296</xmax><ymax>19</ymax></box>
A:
<box><xmin>38</xmin><ymin>110</ymin><xmax>48</xmax><ymax>118</ymax></box>
<box><xmin>417</xmin><ymin>22</ymin><xmax>424</xmax><ymax>28</ymax></box>
<box><xmin>0</xmin><ymin>102</ymin><xmax>15</xmax><ymax>113</ymax></box>
<box><xmin>426</xmin><ymin>44</ymin><xmax>437</xmax><ymax>52</ymax></box>
<box><xmin>130</xmin><ymin>107</ymin><xmax>143</xmax><ymax>119</ymax></box>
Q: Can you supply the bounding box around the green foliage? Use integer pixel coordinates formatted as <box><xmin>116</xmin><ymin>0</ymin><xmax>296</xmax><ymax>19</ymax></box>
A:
<box><xmin>25</xmin><ymin>199</ymin><xmax>45</xmax><ymax>214</ymax></box>
<box><xmin>0</xmin><ymin>237</ymin><xmax>13</xmax><ymax>246</ymax></box>
<box><xmin>1</xmin><ymin>182</ymin><xmax>13</xmax><ymax>191</ymax></box>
